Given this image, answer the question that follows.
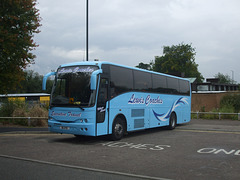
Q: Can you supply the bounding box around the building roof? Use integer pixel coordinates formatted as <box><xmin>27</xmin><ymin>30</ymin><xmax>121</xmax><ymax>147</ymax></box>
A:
<box><xmin>0</xmin><ymin>93</ymin><xmax>50</xmax><ymax>97</ymax></box>
<box><xmin>186</xmin><ymin>78</ymin><xmax>197</xmax><ymax>83</ymax></box>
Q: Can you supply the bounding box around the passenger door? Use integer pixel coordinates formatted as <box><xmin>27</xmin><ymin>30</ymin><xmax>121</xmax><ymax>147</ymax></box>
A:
<box><xmin>96</xmin><ymin>78</ymin><xmax>109</xmax><ymax>135</ymax></box>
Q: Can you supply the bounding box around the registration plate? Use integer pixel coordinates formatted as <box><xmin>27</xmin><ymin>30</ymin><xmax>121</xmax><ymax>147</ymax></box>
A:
<box><xmin>60</xmin><ymin>126</ymin><xmax>70</xmax><ymax>130</ymax></box>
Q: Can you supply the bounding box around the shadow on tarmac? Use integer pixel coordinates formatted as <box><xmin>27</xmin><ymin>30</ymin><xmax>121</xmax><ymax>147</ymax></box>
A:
<box><xmin>48</xmin><ymin>125</ymin><xmax>179</xmax><ymax>145</ymax></box>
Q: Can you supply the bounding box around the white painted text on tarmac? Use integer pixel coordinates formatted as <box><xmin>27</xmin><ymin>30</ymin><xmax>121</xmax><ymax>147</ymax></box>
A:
<box><xmin>100</xmin><ymin>142</ymin><xmax>171</xmax><ymax>151</ymax></box>
<box><xmin>197</xmin><ymin>148</ymin><xmax>240</xmax><ymax>156</ymax></box>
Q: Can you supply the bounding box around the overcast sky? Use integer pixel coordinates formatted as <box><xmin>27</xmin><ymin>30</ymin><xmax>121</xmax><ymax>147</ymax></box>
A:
<box><xmin>32</xmin><ymin>0</ymin><xmax>240</xmax><ymax>83</ymax></box>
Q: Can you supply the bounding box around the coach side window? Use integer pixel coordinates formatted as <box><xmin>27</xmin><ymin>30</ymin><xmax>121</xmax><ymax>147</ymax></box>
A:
<box><xmin>110</xmin><ymin>66</ymin><xmax>133</xmax><ymax>97</ymax></box>
<box><xmin>152</xmin><ymin>74</ymin><xmax>167</xmax><ymax>93</ymax></box>
<box><xmin>179</xmin><ymin>80</ymin><xmax>190</xmax><ymax>95</ymax></box>
<box><xmin>167</xmin><ymin>77</ymin><xmax>180</xmax><ymax>94</ymax></box>
<box><xmin>133</xmin><ymin>70</ymin><xmax>152</xmax><ymax>92</ymax></box>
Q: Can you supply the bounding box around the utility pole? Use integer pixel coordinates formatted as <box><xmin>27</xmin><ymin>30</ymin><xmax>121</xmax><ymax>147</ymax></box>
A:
<box><xmin>231</xmin><ymin>70</ymin><xmax>234</xmax><ymax>84</ymax></box>
<box><xmin>86</xmin><ymin>0</ymin><xmax>89</xmax><ymax>61</ymax></box>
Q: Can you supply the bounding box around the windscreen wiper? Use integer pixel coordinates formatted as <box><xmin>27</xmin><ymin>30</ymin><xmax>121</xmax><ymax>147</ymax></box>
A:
<box><xmin>73</xmin><ymin>102</ymin><xmax>85</xmax><ymax>111</ymax></box>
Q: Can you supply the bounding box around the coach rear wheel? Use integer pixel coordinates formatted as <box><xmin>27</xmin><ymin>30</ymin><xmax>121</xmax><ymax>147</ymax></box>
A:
<box><xmin>111</xmin><ymin>117</ymin><xmax>126</xmax><ymax>141</ymax></box>
<box><xmin>168</xmin><ymin>113</ymin><xmax>177</xmax><ymax>130</ymax></box>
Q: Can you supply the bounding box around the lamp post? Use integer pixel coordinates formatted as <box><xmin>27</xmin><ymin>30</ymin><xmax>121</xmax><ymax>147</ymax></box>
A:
<box><xmin>86</xmin><ymin>0</ymin><xmax>89</xmax><ymax>61</ymax></box>
<box><xmin>231</xmin><ymin>70</ymin><xmax>234</xmax><ymax>84</ymax></box>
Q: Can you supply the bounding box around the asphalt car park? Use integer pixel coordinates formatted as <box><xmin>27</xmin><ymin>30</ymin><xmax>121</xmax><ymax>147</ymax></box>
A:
<box><xmin>0</xmin><ymin>119</ymin><xmax>240</xmax><ymax>180</ymax></box>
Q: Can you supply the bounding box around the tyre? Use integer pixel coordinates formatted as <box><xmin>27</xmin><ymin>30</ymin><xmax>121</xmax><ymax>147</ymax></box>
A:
<box><xmin>111</xmin><ymin>117</ymin><xmax>125</xmax><ymax>141</ymax></box>
<box><xmin>168</xmin><ymin>113</ymin><xmax>177</xmax><ymax>130</ymax></box>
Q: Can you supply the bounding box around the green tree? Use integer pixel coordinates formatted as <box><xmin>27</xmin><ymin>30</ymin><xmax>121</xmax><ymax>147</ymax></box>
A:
<box><xmin>153</xmin><ymin>43</ymin><xmax>204</xmax><ymax>82</ymax></box>
<box><xmin>0</xmin><ymin>0</ymin><xmax>41</xmax><ymax>94</ymax></box>
<box><xmin>136</xmin><ymin>62</ymin><xmax>153</xmax><ymax>70</ymax></box>
<box><xmin>18</xmin><ymin>70</ymin><xmax>43</xmax><ymax>93</ymax></box>
<box><xmin>9</xmin><ymin>70</ymin><xmax>53</xmax><ymax>94</ymax></box>
<box><xmin>214</xmin><ymin>72</ymin><xmax>234</xmax><ymax>84</ymax></box>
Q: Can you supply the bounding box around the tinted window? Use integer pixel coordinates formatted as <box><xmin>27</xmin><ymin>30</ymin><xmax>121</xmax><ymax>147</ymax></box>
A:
<box><xmin>167</xmin><ymin>77</ymin><xmax>179</xmax><ymax>94</ymax></box>
<box><xmin>110</xmin><ymin>65</ymin><xmax>133</xmax><ymax>97</ymax></box>
<box><xmin>179</xmin><ymin>80</ymin><xmax>190</xmax><ymax>95</ymax></box>
<box><xmin>152</xmin><ymin>74</ymin><xmax>167</xmax><ymax>93</ymax></box>
<box><xmin>133</xmin><ymin>70</ymin><xmax>152</xmax><ymax>91</ymax></box>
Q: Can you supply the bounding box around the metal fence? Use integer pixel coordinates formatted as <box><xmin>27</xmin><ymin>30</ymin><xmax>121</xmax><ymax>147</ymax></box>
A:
<box><xmin>1</xmin><ymin>112</ymin><xmax>240</xmax><ymax>127</ymax></box>
<box><xmin>0</xmin><ymin>117</ymin><xmax>48</xmax><ymax>126</ymax></box>
<box><xmin>191</xmin><ymin>112</ymin><xmax>240</xmax><ymax>120</ymax></box>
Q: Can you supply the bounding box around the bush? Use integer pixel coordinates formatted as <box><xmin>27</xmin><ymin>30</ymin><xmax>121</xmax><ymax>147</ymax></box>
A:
<box><xmin>0</xmin><ymin>100</ymin><xmax>20</xmax><ymax>117</ymax></box>
<box><xmin>12</xmin><ymin>107</ymin><xmax>29</xmax><ymax>126</ymax></box>
<box><xmin>212</xmin><ymin>106</ymin><xmax>237</xmax><ymax>120</ymax></box>
<box><xmin>0</xmin><ymin>100</ymin><xmax>48</xmax><ymax>127</ymax></box>
<box><xmin>28</xmin><ymin>105</ymin><xmax>48</xmax><ymax>126</ymax></box>
<box><xmin>220</xmin><ymin>94</ymin><xmax>240</xmax><ymax>113</ymax></box>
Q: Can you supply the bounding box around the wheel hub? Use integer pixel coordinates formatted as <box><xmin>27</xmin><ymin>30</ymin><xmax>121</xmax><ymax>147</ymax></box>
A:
<box><xmin>115</xmin><ymin>124</ymin><xmax>123</xmax><ymax>135</ymax></box>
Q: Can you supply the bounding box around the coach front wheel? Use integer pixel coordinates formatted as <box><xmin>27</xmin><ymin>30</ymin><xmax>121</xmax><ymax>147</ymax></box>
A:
<box><xmin>111</xmin><ymin>117</ymin><xmax>126</xmax><ymax>141</ymax></box>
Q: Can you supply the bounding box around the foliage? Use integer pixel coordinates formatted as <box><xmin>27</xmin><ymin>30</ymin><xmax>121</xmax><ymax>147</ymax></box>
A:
<box><xmin>214</xmin><ymin>72</ymin><xmax>234</xmax><ymax>84</ymax></box>
<box><xmin>0</xmin><ymin>0</ymin><xmax>41</xmax><ymax>94</ymax></box>
<box><xmin>8</xmin><ymin>70</ymin><xmax>54</xmax><ymax>94</ymax></box>
<box><xmin>136</xmin><ymin>61</ymin><xmax>153</xmax><ymax>71</ymax></box>
<box><xmin>220</xmin><ymin>94</ymin><xmax>240</xmax><ymax>113</ymax></box>
<box><xmin>191</xmin><ymin>94</ymin><xmax>240</xmax><ymax>120</ymax></box>
<box><xmin>0</xmin><ymin>100</ymin><xmax>48</xmax><ymax>126</ymax></box>
<box><xmin>136</xmin><ymin>43</ymin><xmax>204</xmax><ymax>82</ymax></box>
<box><xmin>191</xmin><ymin>106</ymin><xmax>238</xmax><ymax>120</ymax></box>
<box><xmin>12</xmin><ymin>105</ymin><xmax>48</xmax><ymax>126</ymax></box>
<box><xmin>1</xmin><ymin>99</ymin><xmax>29</xmax><ymax>115</ymax></box>
<box><xmin>153</xmin><ymin>43</ymin><xmax>204</xmax><ymax>82</ymax></box>
<box><xmin>0</xmin><ymin>99</ymin><xmax>22</xmax><ymax>117</ymax></box>
<box><xmin>12</xmin><ymin>70</ymin><xmax>42</xmax><ymax>93</ymax></box>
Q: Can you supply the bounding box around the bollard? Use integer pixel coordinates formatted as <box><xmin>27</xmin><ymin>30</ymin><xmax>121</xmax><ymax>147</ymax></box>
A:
<box><xmin>238</xmin><ymin>113</ymin><xmax>240</xmax><ymax>121</ymax></box>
